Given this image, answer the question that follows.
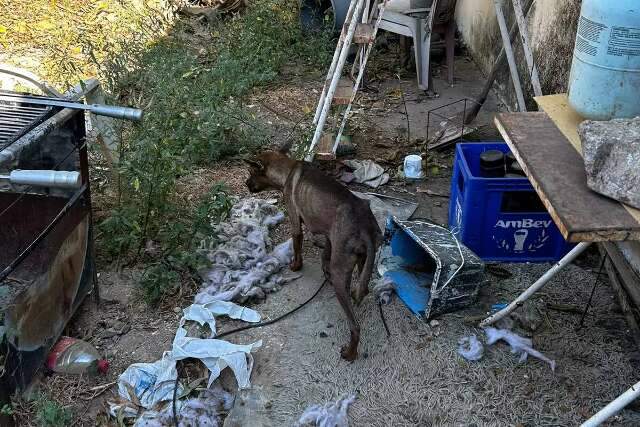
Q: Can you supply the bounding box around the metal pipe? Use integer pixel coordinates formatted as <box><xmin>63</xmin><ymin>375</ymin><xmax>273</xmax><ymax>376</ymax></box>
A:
<box><xmin>479</xmin><ymin>242</ymin><xmax>592</xmax><ymax>327</ymax></box>
<box><xmin>494</xmin><ymin>0</ymin><xmax>527</xmax><ymax>112</ymax></box>
<box><xmin>0</xmin><ymin>170</ymin><xmax>81</xmax><ymax>189</ymax></box>
<box><xmin>581</xmin><ymin>380</ymin><xmax>640</xmax><ymax>427</ymax></box>
<box><xmin>0</xmin><ymin>93</ymin><xmax>143</xmax><ymax>122</ymax></box>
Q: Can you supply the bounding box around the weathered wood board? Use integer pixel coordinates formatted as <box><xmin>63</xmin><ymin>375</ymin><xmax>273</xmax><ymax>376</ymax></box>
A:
<box><xmin>494</xmin><ymin>112</ymin><xmax>640</xmax><ymax>242</ymax></box>
<box><xmin>535</xmin><ymin>94</ymin><xmax>640</xmax><ymax>223</ymax></box>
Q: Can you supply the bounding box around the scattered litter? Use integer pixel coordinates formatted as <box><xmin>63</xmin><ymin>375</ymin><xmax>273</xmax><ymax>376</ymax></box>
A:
<box><xmin>484</xmin><ymin>327</ymin><xmax>556</xmax><ymax>371</ymax></box>
<box><xmin>352</xmin><ymin>192</ymin><xmax>417</xmax><ymax>234</ymax></box>
<box><xmin>109</xmin><ymin>300</ymin><xmax>262</xmax><ymax>421</ymax></box>
<box><xmin>491</xmin><ymin>303</ymin><xmax>508</xmax><ymax>313</ymax></box>
<box><xmin>372</xmin><ymin>276</ymin><xmax>395</xmax><ymax>304</ymax></box>
<box><xmin>341</xmin><ymin>159</ymin><xmax>389</xmax><ymax>188</ymax></box>
<box><xmin>296</xmin><ymin>394</ymin><xmax>356</xmax><ymax>427</ymax></box>
<box><xmin>133</xmin><ymin>385</ymin><xmax>234</xmax><ymax>427</ymax></box>
<box><xmin>458</xmin><ymin>335</ymin><xmax>484</xmax><ymax>361</ymax></box>
<box><xmin>429</xmin><ymin>319</ymin><xmax>440</xmax><ymax>328</ymax></box>
<box><xmin>46</xmin><ymin>336</ymin><xmax>108</xmax><ymax>376</ymax></box>
<box><xmin>403</xmin><ymin>154</ymin><xmax>423</xmax><ymax>179</ymax></box>
<box><xmin>198</xmin><ymin>198</ymin><xmax>298</xmax><ymax>303</ymax></box>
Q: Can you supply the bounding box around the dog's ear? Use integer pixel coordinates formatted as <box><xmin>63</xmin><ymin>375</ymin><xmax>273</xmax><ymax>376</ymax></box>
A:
<box><xmin>243</xmin><ymin>159</ymin><xmax>264</xmax><ymax>170</ymax></box>
<box><xmin>277</xmin><ymin>140</ymin><xmax>293</xmax><ymax>154</ymax></box>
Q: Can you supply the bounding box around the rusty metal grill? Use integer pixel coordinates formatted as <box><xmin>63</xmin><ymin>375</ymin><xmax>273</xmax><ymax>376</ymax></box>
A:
<box><xmin>0</xmin><ymin>90</ymin><xmax>55</xmax><ymax>147</ymax></box>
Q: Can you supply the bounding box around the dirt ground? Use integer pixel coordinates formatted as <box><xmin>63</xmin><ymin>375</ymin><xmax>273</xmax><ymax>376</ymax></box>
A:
<box><xmin>16</xmin><ymin>48</ymin><xmax>640</xmax><ymax>426</ymax></box>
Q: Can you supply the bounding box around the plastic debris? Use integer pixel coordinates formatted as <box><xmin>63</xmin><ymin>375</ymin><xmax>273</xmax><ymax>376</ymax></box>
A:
<box><xmin>458</xmin><ymin>335</ymin><xmax>484</xmax><ymax>361</ymax></box>
<box><xmin>46</xmin><ymin>336</ymin><xmax>109</xmax><ymax>376</ymax></box>
<box><xmin>109</xmin><ymin>300</ymin><xmax>262</xmax><ymax>420</ymax></box>
<box><xmin>373</xmin><ymin>276</ymin><xmax>395</xmax><ymax>305</ymax></box>
<box><xmin>342</xmin><ymin>159</ymin><xmax>389</xmax><ymax>188</ymax></box>
<box><xmin>133</xmin><ymin>385</ymin><xmax>234</xmax><ymax>427</ymax></box>
<box><xmin>296</xmin><ymin>394</ymin><xmax>356</xmax><ymax>427</ymax></box>
<box><xmin>198</xmin><ymin>198</ymin><xmax>297</xmax><ymax>303</ymax></box>
<box><xmin>484</xmin><ymin>327</ymin><xmax>556</xmax><ymax>371</ymax></box>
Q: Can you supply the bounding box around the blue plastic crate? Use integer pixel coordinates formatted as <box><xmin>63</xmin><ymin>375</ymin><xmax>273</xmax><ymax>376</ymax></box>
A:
<box><xmin>448</xmin><ymin>142</ymin><xmax>575</xmax><ymax>263</ymax></box>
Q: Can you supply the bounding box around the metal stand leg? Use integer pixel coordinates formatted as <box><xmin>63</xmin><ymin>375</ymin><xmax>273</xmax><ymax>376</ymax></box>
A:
<box><xmin>581</xmin><ymin>380</ymin><xmax>640</xmax><ymax>427</ymax></box>
<box><xmin>480</xmin><ymin>242</ymin><xmax>592</xmax><ymax>327</ymax></box>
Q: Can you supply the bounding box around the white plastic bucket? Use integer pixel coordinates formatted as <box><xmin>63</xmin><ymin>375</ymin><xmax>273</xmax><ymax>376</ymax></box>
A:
<box><xmin>404</xmin><ymin>154</ymin><xmax>423</xmax><ymax>179</ymax></box>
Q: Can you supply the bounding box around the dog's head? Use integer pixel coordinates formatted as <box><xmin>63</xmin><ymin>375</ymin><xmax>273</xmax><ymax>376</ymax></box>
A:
<box><xmin>244</xmin><ymin>155</ymin><xmax>273</xmax><ymax>193</ymax></box>
<box><xmin>245</xmin><ymin>142</ymin><xmax>293</xmax><ymax>193</ymax></box>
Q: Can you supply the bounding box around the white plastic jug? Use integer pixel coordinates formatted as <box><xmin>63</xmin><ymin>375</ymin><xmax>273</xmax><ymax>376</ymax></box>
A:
<box><xmin>404</xmin><ymin>154</ymin><xmax>423</xmax><ymax>179</ymax></box>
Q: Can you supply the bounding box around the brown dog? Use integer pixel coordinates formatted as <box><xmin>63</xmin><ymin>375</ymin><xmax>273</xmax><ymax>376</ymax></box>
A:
<box><xmin>245</xmin><ymin>147</ymin><xmax>382</xmax><ymax>361</ymax></box>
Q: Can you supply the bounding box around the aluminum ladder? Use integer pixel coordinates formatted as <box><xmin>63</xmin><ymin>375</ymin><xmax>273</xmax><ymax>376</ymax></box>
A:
<box><xmin>305</xmin><ymin>0</ymin><xmax>390</xmax><ymax>161</ymax></box>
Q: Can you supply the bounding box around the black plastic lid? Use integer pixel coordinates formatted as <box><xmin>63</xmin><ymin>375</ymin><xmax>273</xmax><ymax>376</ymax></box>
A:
<box><xmin>480</xmin><ymin>150</ymin><xmax>505</xmax><ymax>168</ymax></box>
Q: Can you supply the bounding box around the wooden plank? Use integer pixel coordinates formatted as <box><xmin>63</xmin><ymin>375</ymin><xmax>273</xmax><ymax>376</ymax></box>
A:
<box><xmin>604</xmin><ymin>242</ymin><xmax>640</xmax><ymax>308</ymax></box>
<box><xmin>354</xmin><ymin>24</ymin><xmax>375</xmax><ymax>44</ymax></box>
<box><xmin>315</xmin><ymin>133</ymin><xmax>336</xmax><ymax>160</ymax></box>
<box><xmin>535</xmin><ymin>93</ymin><xmax>640</xmax><ymax>223</ymax></box>
<box><xmin>332</xmin><ymin>78</ymin><xmax>353</xmax><ymax>105</ymax></box>
<box><xmin>602</xmin><ymin>248</ymin><xmax>640</xmax><ymax>350</ymax></box>
<box><xmin>495</xmin><ymin>112</ymin><xmax>640</xmax><ymax>242</ymax></box>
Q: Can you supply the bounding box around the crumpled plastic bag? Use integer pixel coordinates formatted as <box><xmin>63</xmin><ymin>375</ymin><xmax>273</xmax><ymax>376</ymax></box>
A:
<box><xmin>342</xmin><ymin>160</ymin><xmax>389</xmax><ymax>188</ymax></box>
<box><xmin>110</xmin><ymin>300</ymin><xmax>262</xmax><ymax>418</ymax></box>
<box><xmin>296</xmin><ymin>395</ymin><xmax>356</xmax><ymax>427</ymax></box>
<box><xmin>484</xmin><ymin>327</ymin><xmax>556</xmax><ymax>371</ymax></box>
<box><xmin>458</xmin><ymin>335</ymin><xmax>484</xmax><ymax>361</ymax></box>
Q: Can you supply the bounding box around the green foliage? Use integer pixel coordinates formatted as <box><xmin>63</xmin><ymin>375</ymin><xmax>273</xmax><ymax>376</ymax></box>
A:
<box><xmin>138</xmin><ymin>184</ymin><xmax>233</xmax><ymax>305</ymax></box>
<box><xmin>34</xmin><ymin>396</ymin><xmax>71</xmax><ymax>427</ymax></box>
<box><xmin>2</xmin><ymin>0</ymin><xmax>332</xmax><ymax>304</ymax></box>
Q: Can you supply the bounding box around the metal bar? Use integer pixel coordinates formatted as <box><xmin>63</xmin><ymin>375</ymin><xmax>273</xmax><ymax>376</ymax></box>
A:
<box><xmin>479</xmin><ymin>242</ymin><xmax>593</xmax><ymax>327</ymax></box>
<box><xmin>494</xmin><ymin>0</ymin><xmax>527</xmax><ymax>111</ymax></box>
<box><xmin>306</xmin><ymin>0</ymin><xmax>367</xmax><ymax>160</ymax></box>
<box><xmin>581</xmin><ymin>380</ymin><xmax>640</xmax><ymax>427</ymax></box>
<box><xmin>0</xmin><ymin>184</ymin><xmax>87</xmax><ymax>282</ymax></box>
<box><xmin>312</xmin><ymin>0</ymin><xmax>359</xmax><ymax>125</ymax></box>
<box><xmin>0</xmin><ymin>94</ymin><xmax>143</xmax><ymax>121</ymax></box>
<box><xmin>511</xmin><ymin>0</ymin><xmax>543</xmax><ymax>96</ymax></box>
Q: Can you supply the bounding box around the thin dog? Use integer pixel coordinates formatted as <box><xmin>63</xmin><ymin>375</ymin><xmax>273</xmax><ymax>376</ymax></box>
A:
<box><xmin>245</xmin><ymin>146</ymin><xmax>381</xmax><ymax>361</ymax></box>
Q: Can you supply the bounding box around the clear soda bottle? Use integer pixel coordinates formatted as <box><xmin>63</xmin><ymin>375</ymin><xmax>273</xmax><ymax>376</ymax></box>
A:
<box><xmin>46</xmin><ymin>337</ymin><xmax>109</xmax><ymax>376</ymax></box>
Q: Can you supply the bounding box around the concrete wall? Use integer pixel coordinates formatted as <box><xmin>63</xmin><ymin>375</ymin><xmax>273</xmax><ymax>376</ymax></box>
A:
<box><xmin>454</xmin><ymin>0</ymin><xmax>582</xmax><ymax>109</ymax></box>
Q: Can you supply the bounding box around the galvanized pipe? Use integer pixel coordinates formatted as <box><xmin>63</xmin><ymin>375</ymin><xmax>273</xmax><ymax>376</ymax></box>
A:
<box><xmin>0</xmin><ymin>93</ymin><xmax>143</xmax><ymax>122</ymax></box>
<box><xmin>0</xmin><ymin>170</ymin><xmax>81</xmax><ymax>189</ymax></box>
<box><xmin>494</xmin><ymin>0</ymin><xmax>527</xmax><ymax>111</ymax></box>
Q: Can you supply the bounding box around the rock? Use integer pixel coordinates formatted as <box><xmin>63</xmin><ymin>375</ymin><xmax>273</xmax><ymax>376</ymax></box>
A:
<box><xmin>429</xmin><ymin>319</ymin><xmax>440</xmax><ymax>328</ymax></box>
<box><xmin>579</xmin><ymin>117</ymin><xmax>640</xmax><ymax>208</ymax></box>
<box><xmin>510</xmin><ymin>301</ymin><xmax>543</xmax><ymax>332</ymax></box>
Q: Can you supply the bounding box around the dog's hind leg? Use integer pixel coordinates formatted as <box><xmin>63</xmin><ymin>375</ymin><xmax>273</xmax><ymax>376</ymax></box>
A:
<box><xmin>330</xmin><ymin>254</ymin><xmax>360</xmax><ymax>361</ymax></box>
<box><xmin>321</xmin><ymin>239</ymin><xmax>332</xmax><ymax>281</ymax></box>
<box><xmin>352</xmin><ymin>240</ymin><xmax>376</xmax><ymax>305</ymax></box>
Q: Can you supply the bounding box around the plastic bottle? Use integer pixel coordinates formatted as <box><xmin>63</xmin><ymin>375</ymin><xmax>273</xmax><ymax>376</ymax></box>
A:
<box><xmin>46</xmin><ymin>336</ymin><xmax>109</xmax><ymax>376</ymax></box>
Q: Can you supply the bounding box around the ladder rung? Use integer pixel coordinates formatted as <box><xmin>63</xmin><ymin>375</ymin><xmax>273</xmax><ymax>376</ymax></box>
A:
<box><xmin>332</xmin><ymin>78</ymin><xmax>354</xmax><ymax>105</ymax></box>
<box><xmin>354</xmin><ymin>23</ymin><xmax>375</xmax><ymax>44</ymax></box>
<box><xmin>315</xmin><ymin>133</ymin><xmax>336</xmax><ymax>160</ymax></box>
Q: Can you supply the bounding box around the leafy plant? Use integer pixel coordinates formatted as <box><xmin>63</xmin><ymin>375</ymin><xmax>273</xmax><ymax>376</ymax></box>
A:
<box><xmin>34</xmin><ymin>396</ymin><xmax>71</xmax><ymax>427</ymax></box>
<box><xmin>138</xmin><ymin>184</ymin><xmax>233</xmax><ymax>305</ymax></box>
